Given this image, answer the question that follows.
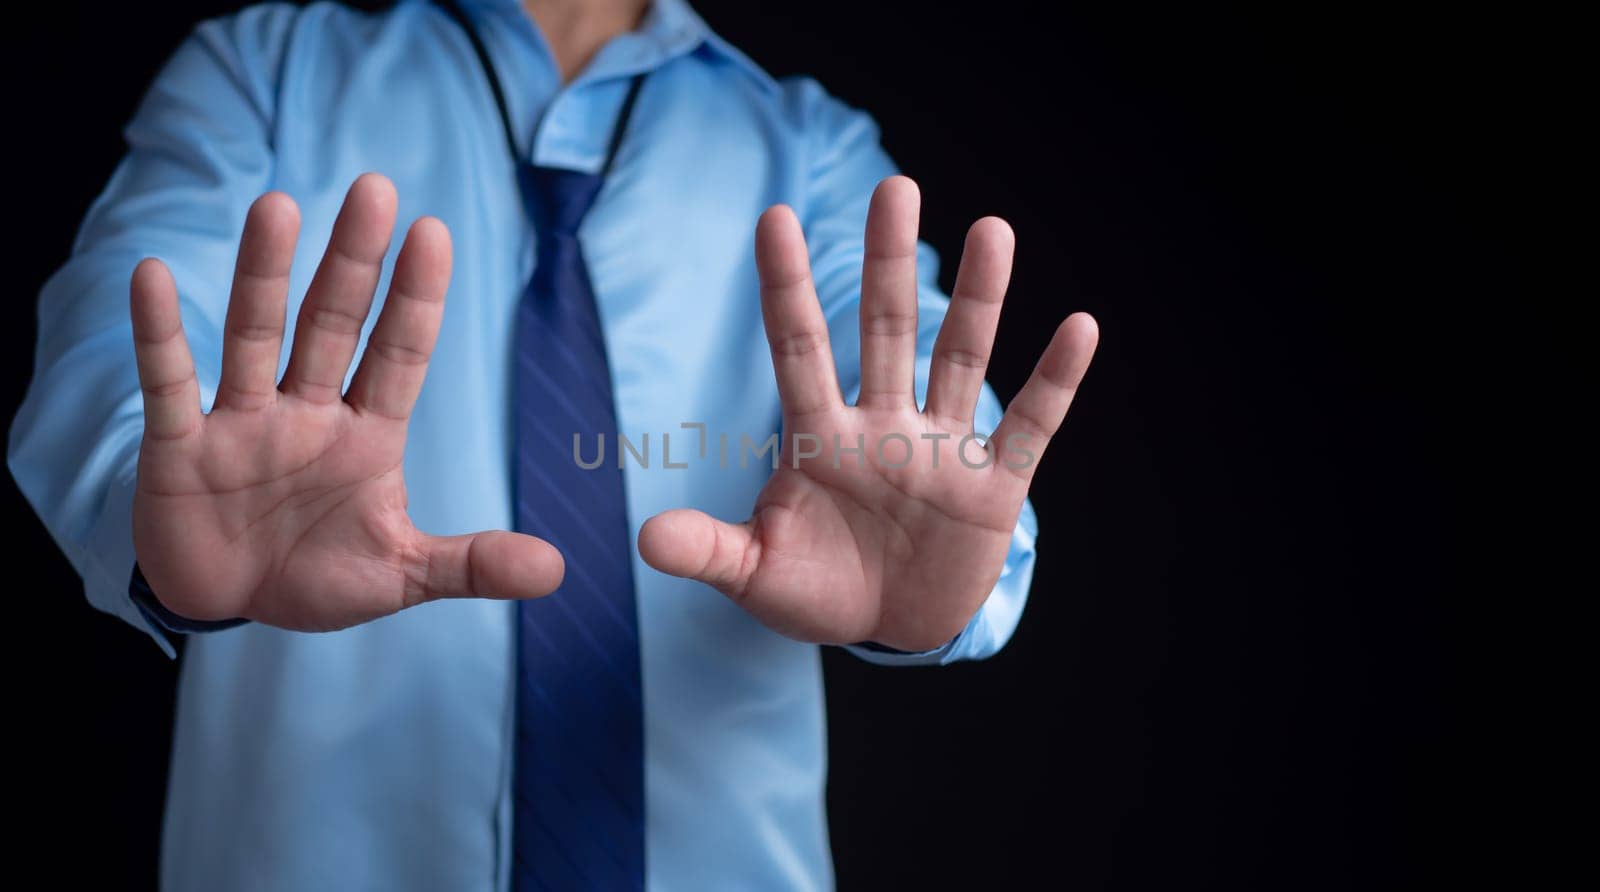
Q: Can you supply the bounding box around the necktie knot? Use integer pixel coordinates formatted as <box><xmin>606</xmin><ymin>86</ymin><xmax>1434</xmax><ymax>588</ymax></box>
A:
<box><xmin>518</xmin><ymin>162</ymin><xmax>606</xmax><ymax>237</ymax></box>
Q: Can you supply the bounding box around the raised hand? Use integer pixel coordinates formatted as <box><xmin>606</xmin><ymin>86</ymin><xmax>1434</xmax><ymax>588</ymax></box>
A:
<box><xmin>130</xmin><ymin>174</ymin><xmax>562</xmax><ymax>632</ymax></box>
<box><xmin>638</xmin><ymin>176</ymin><xmax>1097</xmax><ymax>652</ymax></box>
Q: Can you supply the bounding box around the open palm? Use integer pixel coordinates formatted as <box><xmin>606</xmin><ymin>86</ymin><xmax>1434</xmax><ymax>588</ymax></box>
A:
<box><xmin>639</xmin><ymin>177</ymin><xmax>1098</xmax><ymax>652</ymax></box>
<box><xmin>131</xmin><ymin>174</ymin><xmax>561</xmax><ymax>631</ymax></box>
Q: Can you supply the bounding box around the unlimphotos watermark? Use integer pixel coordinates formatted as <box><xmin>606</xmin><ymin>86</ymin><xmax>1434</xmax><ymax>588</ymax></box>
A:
<box><xmin>567</xmin><ymin>422</ymin><xmax>1036</xmax><ymax>471</ymax></box>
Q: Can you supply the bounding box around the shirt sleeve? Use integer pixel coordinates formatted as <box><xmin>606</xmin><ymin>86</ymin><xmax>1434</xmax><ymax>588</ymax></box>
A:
<box><xmin>785</xmin><ymin>77</ymin><xmax>1039</xmax><ymax>667</ymax></box>
<box><xmin>5</xmin><ymin>6</ymin><xmax>296</xmax><ymax>657</ymax></box>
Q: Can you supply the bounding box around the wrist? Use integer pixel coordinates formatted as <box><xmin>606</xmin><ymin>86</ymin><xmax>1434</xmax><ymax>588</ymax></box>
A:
<box><xmin>129</xmin><ymin>563</ymin><xmax>250</xmax><ymax>634</ymax></box>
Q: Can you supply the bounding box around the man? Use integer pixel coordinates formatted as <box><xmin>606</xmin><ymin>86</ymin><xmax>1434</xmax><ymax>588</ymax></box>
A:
<box><xmin>8</xmin><ymin>0</ymin><xmax>1097</xmax><ymax>888</ymax></box>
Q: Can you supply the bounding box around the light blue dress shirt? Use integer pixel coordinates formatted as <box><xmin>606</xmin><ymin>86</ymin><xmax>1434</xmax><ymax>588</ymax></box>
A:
<box><xmin>6</xmin><ymin>1</ymin><xmax>1040</xmax><ymax>889</ymax></box>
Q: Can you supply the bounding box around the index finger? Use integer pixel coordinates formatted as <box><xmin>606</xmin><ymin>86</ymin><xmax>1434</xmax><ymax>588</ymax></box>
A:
<box><xmin>990</xmin><ymin>313</ymin><xmax>1099</xmax><ymax>483</ymax></box>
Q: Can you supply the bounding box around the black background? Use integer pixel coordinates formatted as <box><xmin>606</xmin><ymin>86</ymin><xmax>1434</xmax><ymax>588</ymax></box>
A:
<box><xmin>1</xmin><ymin>1</ymin><xmax>1520</xmax><ymax>888</ymax></box>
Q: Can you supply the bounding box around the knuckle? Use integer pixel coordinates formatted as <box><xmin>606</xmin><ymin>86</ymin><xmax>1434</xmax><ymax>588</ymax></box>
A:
<box><xmin>217</xmin><ymin>385</ymin><xmax>276</xmax><ymax>411</ymax></box>
<box><xmin>1009</xmin><ymin>410</ymin><xmax>1053</xmax><ymax>440</ymax></box>
<box><xmin>141</xmin><ymin>374</ymin><xmax>195</xmax><ymax>399</ymax></box>
<box><xmin>225</xmin><ymin>320</ymin><xmax>283</xmax><ymax>343</ymax></box>
<box><xmin>330</xmin><ymin>239</ymin><xmax>387</xmax><ymax>270</ymax></box>
<box><xmin>861</xmin><ymin>311</ymin><xmax>917</xmax><ymax>337</ymax></box>
<box><xmin>938</xmin><ymin>347</ymin><xmax>988</xmax><ymax>370</ymax></box>
<box><xmin>770</xmin><ymin>331</ymin><xmax>828</xmax><ymax>358</ymax></box>
<box><xmin>369</xmin><ymin>339</ymin><xmax>430</xmax><ymax>367</ymax></box>
<box><xmin>303</xmin><ymin>305</ymin><xmax>366</xmax><ymax>336</ymax></box>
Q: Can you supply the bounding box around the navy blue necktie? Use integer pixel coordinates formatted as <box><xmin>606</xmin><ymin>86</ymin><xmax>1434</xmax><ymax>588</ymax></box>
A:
<box><xmin>437</xmin><ymin>3</ymin><xmax>647</xmax><ymax>888</ymax></box>
<box><xmin>510</xmin><ymin>142</ymin><xmax>646</xmax><ymax>889</ymax></box>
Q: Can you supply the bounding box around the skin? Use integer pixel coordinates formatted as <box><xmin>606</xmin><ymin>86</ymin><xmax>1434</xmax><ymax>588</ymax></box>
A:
<box><xmin>128</xmin><ymin>5</ymin><xmax>1099</xmax><ymax>650</ymax></box>
<box><xmin>635</xmin><ymin>183</ymin><xmax>1097</xmax><ymax>650</ymax></box>
<box><xmin>522</xmin><ymin>0</ymin><xmax>650</xmax><ymax>82</ymax></box>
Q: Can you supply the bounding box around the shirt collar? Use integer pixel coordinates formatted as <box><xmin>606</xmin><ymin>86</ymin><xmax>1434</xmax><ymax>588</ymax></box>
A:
<box><xmin>452</xmin><ymin>0</ymin><xmax>778</xmax><ymax>93</ymax></box>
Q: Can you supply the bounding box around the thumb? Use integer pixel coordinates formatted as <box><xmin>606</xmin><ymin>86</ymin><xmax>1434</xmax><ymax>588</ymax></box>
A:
<box><xmin>638</xmin><ymin>509</ymin><xmax>758</xmax><ymax>598</ymax></box>
<box><xmin>409</xmin><ymin>530</ymin><xmax>564</xmax><ymax>605</ymax></box>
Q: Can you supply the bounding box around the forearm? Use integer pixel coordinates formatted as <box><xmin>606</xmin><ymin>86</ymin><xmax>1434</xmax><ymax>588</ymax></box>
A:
<box><xmin>7</xmin><ymin>9</ymin><xmax>282</xmax><ymax>651</ymax></box>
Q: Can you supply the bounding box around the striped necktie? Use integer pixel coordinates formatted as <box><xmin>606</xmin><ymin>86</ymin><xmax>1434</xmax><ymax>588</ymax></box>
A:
<box><xmin>510</xmin><ymin>106</ymin><xmax>647</xmax><ymax>889</ymax></box>
<box><xmin>438</xmin><ymin>2</ymin><xmax>648</xmax><ymax>887</ymax></box>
